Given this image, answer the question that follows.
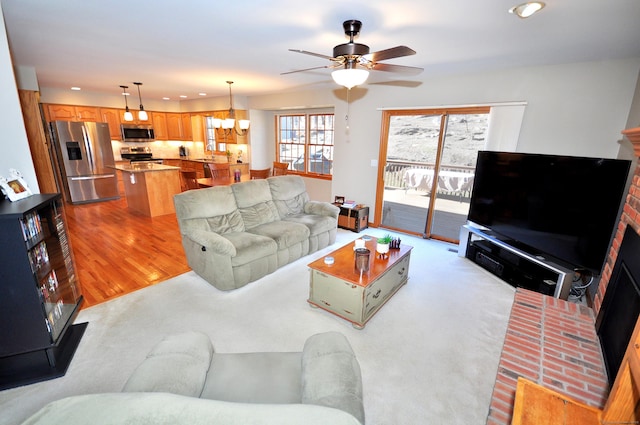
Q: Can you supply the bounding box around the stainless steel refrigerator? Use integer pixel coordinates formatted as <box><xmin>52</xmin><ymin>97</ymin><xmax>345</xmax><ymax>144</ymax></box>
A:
<box><xmin>50</xmin><ymin>121</ymin><xmax>119</xmax><ymax>204</ymax></box>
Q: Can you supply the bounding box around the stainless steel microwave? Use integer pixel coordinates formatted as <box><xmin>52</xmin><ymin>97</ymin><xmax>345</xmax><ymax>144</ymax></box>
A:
<box><xmin>121</xmin><ymin>124</ymin><xmax>154</xmax><ymax>142</ymax></box>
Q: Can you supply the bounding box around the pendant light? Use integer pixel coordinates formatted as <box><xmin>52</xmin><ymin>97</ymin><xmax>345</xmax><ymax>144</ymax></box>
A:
<box><xmin>120</xmin><ymin>85</ymin><xmax>134</xmax><ymax>122</ymax></box>
<box><xmin>133</xmin><ymin>82</ymin><xmax>148</xmax><ymax>121</ymax></box>
<box><xmin>211</xmin><ymin>81</ymin><xmax>250</xmax><ymax>136</ymax></box>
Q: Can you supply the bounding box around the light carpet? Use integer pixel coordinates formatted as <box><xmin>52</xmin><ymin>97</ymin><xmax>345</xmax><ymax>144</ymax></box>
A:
<box><xmin>0</xmin><ymin>229</ymin><xmax>515</xmax><ymax>425</ymax></box>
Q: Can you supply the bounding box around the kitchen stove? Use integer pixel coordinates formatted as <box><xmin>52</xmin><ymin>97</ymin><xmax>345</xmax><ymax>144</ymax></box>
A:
<box><xmin>120</xmin><ymin>146</ymin><xmax>163</xmax><ymax>164</ymax></box>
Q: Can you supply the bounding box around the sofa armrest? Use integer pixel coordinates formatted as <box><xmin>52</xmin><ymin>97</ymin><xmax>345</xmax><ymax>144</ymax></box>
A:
<box><xmin>122</xmin><ymin>331</ymin><xmax>214</xmax><ymax>398</ymax></box>
<box><xmin>304</xmin><ymin>201</ymin><xmax>340</xmax><ymax>219</ymax></box>
<box><xmin>301</xmin><ymin>332</ymin><xmax>365</xmax><ymax>424</ymax></box>
<box><xmin>184</xmin><ymin>230</ymin><xmax>236</xmax><ymax>256</ymax></box>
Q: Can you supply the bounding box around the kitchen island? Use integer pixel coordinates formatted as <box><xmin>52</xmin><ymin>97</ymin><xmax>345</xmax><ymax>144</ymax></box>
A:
<box><xmin>112</xmin><ymin>163</ymin><xmax>181</xmax><ymax>217</ymax></box>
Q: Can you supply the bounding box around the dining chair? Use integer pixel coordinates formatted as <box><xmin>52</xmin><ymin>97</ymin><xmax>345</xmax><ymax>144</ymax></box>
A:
<box><xmin>272</xmin><ymin>161</ymin><xmax>289</xmax><ymax>176</ymax></box>
<box><xmin>249</xmin><ymin>168</ymin><xmax>271</xmax><ymax>179</ymax></box>
<box><xmin>180</xmin><ymin>170</ymin><xmax>200</xmax><ymax>191</ymax></box>
<box><xmin>207</xmin><ymin>162</ymin><xmax>231</xmax><ymax>179</ymax></box>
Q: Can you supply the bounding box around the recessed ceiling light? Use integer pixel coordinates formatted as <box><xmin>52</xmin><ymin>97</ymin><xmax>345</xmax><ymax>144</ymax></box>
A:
<box><xmin>162</xmin><ymin>97</ymin><xmax>170</xmax><ymax>100</ymax></box>
<box><xmin>199</xmin><ymin>93</ymin><xmax>207</xmax><ymax>96</ymax></box>
<box><xmin>509</xmin><ymin>2</ymin><xmax>545</xmax><ymax>18</ymax></box>
<box><xmin>180</xmin><ymin>95</ymin><xmax>187</xmax><ymax>98</ymax></box>
<box><xmin>71</xmin><ymin>86</ymin><xmax>81</xmax><ymax>91</ymax></box>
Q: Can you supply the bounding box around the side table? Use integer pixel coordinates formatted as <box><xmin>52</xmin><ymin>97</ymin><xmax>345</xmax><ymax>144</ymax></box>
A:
<box><xmin>335</xmin><ymin>204</ymin><xmax>369</xmax><ymax>233</ymax></box>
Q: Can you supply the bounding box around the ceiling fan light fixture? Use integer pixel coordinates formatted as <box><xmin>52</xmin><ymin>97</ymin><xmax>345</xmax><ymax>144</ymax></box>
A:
<box><xmin>509</xmin><ymin>2</ymin><xmax>545</xmax><ymax>18</ymax></box>
<box><xmin>331</xmin><ymin>68</ymin><xmax>370</xmax><ymax>89</ymax></box>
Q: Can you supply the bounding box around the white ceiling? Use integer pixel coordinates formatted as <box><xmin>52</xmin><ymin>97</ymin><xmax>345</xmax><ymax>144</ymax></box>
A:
<box><xmin>2</xmin><ymin>0</ymin><xmax>640</xmax><ymax>101</ymax></box>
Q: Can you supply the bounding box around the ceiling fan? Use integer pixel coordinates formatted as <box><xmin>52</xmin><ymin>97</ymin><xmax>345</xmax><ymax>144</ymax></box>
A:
<box><xmin>283</xmin><ymin>19</ymin><xmax>423</xmax><ymax>89</ymax></box>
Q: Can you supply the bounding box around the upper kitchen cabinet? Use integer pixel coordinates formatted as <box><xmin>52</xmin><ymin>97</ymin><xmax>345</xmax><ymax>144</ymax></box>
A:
<box><xmin>45</xmin><ymin>104</ymin><xmax>100</xmax><ymax>122</ymax></box>
<box><xmin>190</xmin><ymin>114</ymin><xmax>205</xmax><ymax>143</ymax></box>
<box><xmin>99</xmin><ymin>108</ymin><xmax>122</xmax><ymax>140</ymax></box>
<box><xmin>181</xmin><ymin>114</ymin><xmax>192</xmax><ymax>141</ymax></box>
<box><xmin>151</xmin><ymin>112</ymin><xmax>168</xmax><ymax>140</ymax></box>
<box><xmin>166</xmin><ymin>113</ymin><xmax>183</xmax><ymax>140</ymax></box>
<box><xmin>165</xmin><ymin>113</ymin><xmax>192</xmax><ymax>141</ymax></box>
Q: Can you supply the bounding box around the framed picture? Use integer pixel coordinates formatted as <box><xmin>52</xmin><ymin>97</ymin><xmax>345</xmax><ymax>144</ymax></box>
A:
<box><xmin>0</xmin><ymin>169</ymin><xmax>33</xmax><ymax>202</ymax></box>
<box><xmin>334</xmin><ymin>196</ymin><xmax>345</xmax><ymax>204</ymax></box>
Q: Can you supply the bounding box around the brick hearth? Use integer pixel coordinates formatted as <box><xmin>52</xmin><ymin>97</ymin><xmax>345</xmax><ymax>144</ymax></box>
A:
<box><xmin>486</xmin><ymin>127</ymin><xmax>640</xmax><ymax>424</ymax></box>
<box><xmin>486</xmin><ymin>289</ymin><xmax>608</xmax><ymax>424</ymax></box>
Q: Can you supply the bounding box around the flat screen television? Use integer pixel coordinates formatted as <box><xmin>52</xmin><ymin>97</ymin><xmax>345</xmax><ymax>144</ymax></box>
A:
<box><xmin>467</xmin><ymin>151</ymin><xmax>631</xmax><ymax>275</ymax></box>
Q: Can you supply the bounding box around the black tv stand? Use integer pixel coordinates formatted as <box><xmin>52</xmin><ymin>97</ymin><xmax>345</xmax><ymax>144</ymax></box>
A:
<box><xmin>459</xmin><ymin>225</ymin><xmax>574</xmax><ymax>299</ymax></box>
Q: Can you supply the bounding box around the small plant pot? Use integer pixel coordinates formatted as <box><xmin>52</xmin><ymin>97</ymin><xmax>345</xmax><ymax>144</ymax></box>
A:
<box><xmin>376</xmin><ymin>242</ymin><xmax>390</xmax><ymax>259</ymax></box>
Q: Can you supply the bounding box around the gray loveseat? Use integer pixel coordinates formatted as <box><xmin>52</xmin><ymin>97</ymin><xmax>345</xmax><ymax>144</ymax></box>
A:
<box><xmin>173</xmin><ymin>175</ymin><xmax>339</xmax><ymax>290</ymax></box>
<box><xmin>21</xmin><ymin>331</ymin><xmax>364</xmax><ymax>425</ymax></box>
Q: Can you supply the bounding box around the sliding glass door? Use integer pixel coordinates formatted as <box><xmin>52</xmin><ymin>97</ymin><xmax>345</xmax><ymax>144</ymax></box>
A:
<box><xmin>376</xmin><ymin>107</ymin><xmax>489</xmax><ymax>243</ymax></box>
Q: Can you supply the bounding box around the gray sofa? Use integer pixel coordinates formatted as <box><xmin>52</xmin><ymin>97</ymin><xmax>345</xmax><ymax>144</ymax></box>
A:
<box><xmin>173</xmin><ymin>175</ymin><xmax>339</xmax><ymax>290</ymax></box>
<box><xmin>21</xmin><ymin>331</ymin><xmax>364</xmax><ymax>425</ymax></box>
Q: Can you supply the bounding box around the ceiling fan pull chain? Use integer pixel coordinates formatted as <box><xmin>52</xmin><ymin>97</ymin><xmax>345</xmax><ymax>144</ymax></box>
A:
<box><xmin>345</xmin><ymin>88</ymin><xmax>351</xmax><ymax>130</ymax></box>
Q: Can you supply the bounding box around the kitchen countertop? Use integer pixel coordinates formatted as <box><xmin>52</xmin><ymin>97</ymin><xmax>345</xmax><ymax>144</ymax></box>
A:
<box><xmin>111</xmin><ymin>163</ymin><xmax>180</xmax><ymax>173</ymax></box>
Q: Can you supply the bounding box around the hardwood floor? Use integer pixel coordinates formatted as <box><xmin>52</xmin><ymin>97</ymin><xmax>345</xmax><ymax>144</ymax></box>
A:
<box><xmin>63</xmin><ymin>196</ymin><xmax>190</xmax><ymax>308</ymax></box>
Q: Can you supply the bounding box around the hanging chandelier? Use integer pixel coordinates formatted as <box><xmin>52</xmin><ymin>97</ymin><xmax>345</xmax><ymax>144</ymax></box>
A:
<box><xmin>212</xmin><ymin>81</ymin><xmax>250</xmax><ymax>136</ymax></box>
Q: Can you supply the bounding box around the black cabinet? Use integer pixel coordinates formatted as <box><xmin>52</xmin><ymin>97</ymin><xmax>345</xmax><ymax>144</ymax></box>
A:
<box><xmin>459</xmin><ymin>224</ymin><xmax>574</xmax><ymax>300</ymax></box>
<box><xmin>0</xmin><ymin>194</ymin><xmax>86</xmax><ymax>390</ymax></box>
<box><xmin>335</xmin><ymin>204</ymin><xmax>369</xmax><ymax>233</ymax></box>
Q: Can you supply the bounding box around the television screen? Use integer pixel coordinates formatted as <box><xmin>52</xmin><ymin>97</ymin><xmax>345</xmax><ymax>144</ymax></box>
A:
<box><xmin>467</xmin><ymin>151</ymin><xmax>631</xmax><ymax>275</ymax></box>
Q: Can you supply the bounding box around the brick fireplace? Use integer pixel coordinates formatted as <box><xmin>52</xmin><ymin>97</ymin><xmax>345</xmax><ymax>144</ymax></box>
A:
<box><xmin>486</xmin><ymin>127</ymin><xmax>640</xmax><ymax>425</ymax></box>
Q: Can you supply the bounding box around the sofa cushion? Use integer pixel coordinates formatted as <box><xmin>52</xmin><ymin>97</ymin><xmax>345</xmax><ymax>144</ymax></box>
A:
<box><xmin>283</xmin><ymin>214</ymin><xmax>336</xmax><ymax>237</ymax></box>
<box><xmin>174</xmin><ymin>186</ymin><xmax>245</xmax><ymax>235</ymax></box>
<box><xmin>202</xmin><ymin>352</ymin><xmax>303</xmax><ymax>404</ymax></box>
<box><xmin>268</xmin><ymin>175</ymin><xmax>310</xmax><ymax>218</ymax></box>
<box><xmin>231</xmin><ymin>179</ymin><xmax>280</xmax><ymax>229</ymax></box>
<box><xmin>122</xmin><ymin>331</ymin><xmax>213</xmax><ymax>398</ymax></box>
<box><xmin>247</xmin><ymin>220</ymin><xmax>310</xmax><ymax>250</ymax></box>
<box><xmin>222</xmin><ymin>232</ymin><xmax>278</xmax><ymax>266</ymax></box>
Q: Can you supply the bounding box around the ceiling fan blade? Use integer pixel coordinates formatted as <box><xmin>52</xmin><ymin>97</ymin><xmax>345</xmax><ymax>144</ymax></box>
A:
<box><xmin>370</xmin><ymin>62</ymin><xmax>424</xmax><ymax>75</ymax></box>
<box><xmin>363</xmin><ymin>46</ymin><xmax>416</xmax><ymax>62</ymax></box>
<box><xmin>288</xmin><ymin>49</ymin><xmax>336</xmax><ymax>61</ymax></box>
<box><xmin>281</xmin><ymin>65</ymin><xmax>331</xmax><ymax>75</ymax></box>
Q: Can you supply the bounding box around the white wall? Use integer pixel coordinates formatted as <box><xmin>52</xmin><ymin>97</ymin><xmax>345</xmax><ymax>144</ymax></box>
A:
<box><xmin>250</xmin><ymin>58</ymin><xmax>640</xmax><ymax>221</ymax></box>
<box><xmin>0</xmin><ymin>6</ymin><xmax>39</xmax><ymax>192</ymax></box>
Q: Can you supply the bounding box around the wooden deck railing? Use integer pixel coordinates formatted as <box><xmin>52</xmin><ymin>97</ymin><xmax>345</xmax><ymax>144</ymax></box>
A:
<box><xmin>384</xmin><ymin>160</ymin><xmax>475</xmax><ymax>200</ymax></box>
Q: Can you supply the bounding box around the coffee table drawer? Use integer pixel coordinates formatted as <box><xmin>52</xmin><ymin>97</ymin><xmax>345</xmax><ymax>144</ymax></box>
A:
<box><xmin>309</xmin><ymin>270</ymin><xmax>363</xmax><ymax>323</ymax></box>
<box><xmin>364</xmin><ymin>253</ymin><xmax>410</xmax><ymax>319</ymax></box>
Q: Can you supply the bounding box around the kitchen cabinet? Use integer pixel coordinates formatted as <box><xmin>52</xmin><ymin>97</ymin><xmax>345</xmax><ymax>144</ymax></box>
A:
<box><xmin>46</xmin><ymin>104</ymin><xmax>100</xmax><ymax>122</ymax></box>
<box><xmin>0</xmin><ymin>194</ymin><xmax>86</xmax><ymax>390</ymax></box>
<box><xmin>181</xmin><ymin>160</ymin><xmax>207</xmax><ymax>178</ymax></box>
<box><xmin>114</xmin><ymin>164</ymin><xmax>181</xmax><ymax>217</ymax></box>
<box><xmin>165</xmin><ymin>113</ymin><xmax>192</xmax><ymax>141</ymax></box>
<box><xmin>166</xmin><ymin>113</ymin><xmax>183</xmax><ymax>140</ymax></box>
<box><xmin>163</xmin><ymin>159</ymin><xmax>181</xmax><ymax>167</ymax></box>
<box><xmin>181</xmin><ymin>113</ymin><xmax>192</xmax><ymax>140</ymax></box>
<box><xmin>191</xmin><ymin>114</ymin><xmax>205</xmax><ymax>142</ymax></box>
<box><xmin>151</xmin><ymin>112</ymin><xmax>168</xmax><ymax>140</ymax></box>
<box><xmin>99</xmin><ymin>108</ymin><xmax>122</xmax><ymax>139</ymax></box>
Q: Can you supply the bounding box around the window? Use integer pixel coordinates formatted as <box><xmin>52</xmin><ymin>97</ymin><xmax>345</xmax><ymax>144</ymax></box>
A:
<box><xmin>277</xmin><ymin>112</ymin><xmax>334</xmax><ymax>177</ymax></box>
<box><xmin>204</xmin><ymin>116</ymin><xmax>226</xmax><ymax>152</ymax></box>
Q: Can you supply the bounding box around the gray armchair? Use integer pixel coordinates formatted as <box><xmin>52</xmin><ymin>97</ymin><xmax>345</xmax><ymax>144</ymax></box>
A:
<box><xmin>122</xmin><ymin>331</ymin><xmax>365</xmax><ymax>424</ymax></box>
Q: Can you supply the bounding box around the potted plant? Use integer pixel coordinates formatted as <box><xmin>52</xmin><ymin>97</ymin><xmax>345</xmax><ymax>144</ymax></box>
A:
<box><xmin>225</xmin><ymin>149</ymin><xmax>232</xmax><ymax>163</ymax></box>
<box><xmin>376</xmin><ymin>234</ymin><xmax>392</xmax><ymax>258</ymax></box>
